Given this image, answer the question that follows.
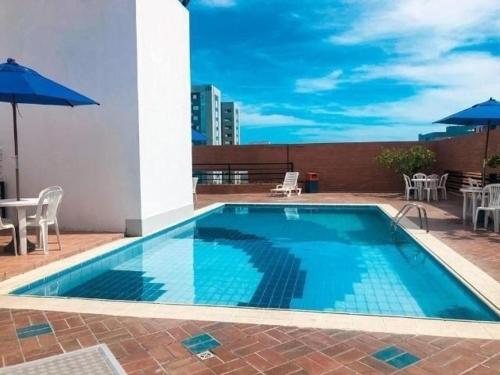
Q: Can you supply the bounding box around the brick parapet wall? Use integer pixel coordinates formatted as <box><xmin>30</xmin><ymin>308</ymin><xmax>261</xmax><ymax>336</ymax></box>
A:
<box><xmin>192</xmin><ymin>128</ymin><xmax>500</xmax><ymax>193</ymax></box>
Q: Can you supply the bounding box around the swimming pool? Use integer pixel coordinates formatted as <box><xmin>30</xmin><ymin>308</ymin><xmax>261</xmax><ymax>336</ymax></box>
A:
<box><xmin>12</xmin><ymin>204</ymin><xmax>499</xmax><ymax>322</ymax></box>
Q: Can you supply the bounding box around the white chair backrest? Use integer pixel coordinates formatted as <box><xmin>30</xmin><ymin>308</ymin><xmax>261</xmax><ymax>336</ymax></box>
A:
<box><xmin>35</xmin><ymin>186</ymin><xmax>63</xmax><ymax>224</ymax></box>
<box><xmin>483</xmin><ymin>184</ymin><xmax>500</xmax><ymax>208</ymax></box>
<box><xmin>282</xmin><ymin>172</ymin><xmax>299</xmax><ymax>188</ymax></box>
<box><xmin>192</xmin><ymin>177</ymin><xmax>198</xmax><ymax>193</ymax></box>
<box><xmin>413</xmin><ymin>173</ymin><xmax>427</xmax><ymax>179</ymax></box>
<box><xmin>468</xmin><ymin>178</ymin><xmax>481</xmax><ymax>187</ymax></box>
<box><xmin>439</xmin><ymin>173</ymin><xmax>448</xmax><ymax>188</ymax></box>
<box><xmin>425</xmin><ymin>174</ymin><xmax>439</xmax><ymax>188</ymax></box>
<box><xmin>403</xmin><ymin>174</ymin><xmax>413</xmax><ymax>188</ymax></box>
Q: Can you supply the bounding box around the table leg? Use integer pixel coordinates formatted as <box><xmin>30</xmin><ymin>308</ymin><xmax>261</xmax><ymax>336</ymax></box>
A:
<box><xmin>462</xmin><ymin>193</ymin><xmax>467</xmax><ymax>223</ymax></box>
<box><xmin>17</xmin><ymin>207</ymin><xmax>28</xmax><ymax>255</ymax></box>
<box><xmin>472</xmin><ymin>193</ymin><xmax>478</xmax><ymax>225</ymax></box>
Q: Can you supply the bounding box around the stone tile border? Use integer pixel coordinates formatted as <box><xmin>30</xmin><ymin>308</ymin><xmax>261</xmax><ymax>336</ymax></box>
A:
<box><xmin>0</xmin><ymin>202</ymin><xmax>498</xmax><ymax>340</ymax></box>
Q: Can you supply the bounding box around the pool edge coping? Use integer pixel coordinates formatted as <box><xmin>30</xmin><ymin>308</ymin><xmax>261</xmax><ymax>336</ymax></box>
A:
<box><xmin>0</xmin><ymin>201</ymin><xmax>498</xmax><ymax>340</ymax></box>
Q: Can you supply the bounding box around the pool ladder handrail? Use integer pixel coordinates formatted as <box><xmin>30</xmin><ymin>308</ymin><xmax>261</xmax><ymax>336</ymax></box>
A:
<box><xmin>391</xmin><ymin>203</ymin><xmax>429</xmax><ymax>233</ymax></box>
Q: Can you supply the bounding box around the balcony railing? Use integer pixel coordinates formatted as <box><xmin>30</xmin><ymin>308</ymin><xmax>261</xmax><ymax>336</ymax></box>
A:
<box><xmin>193</xmin><ymin>162</ymin><xmax>294</xmax><ymax>185</ymax></box>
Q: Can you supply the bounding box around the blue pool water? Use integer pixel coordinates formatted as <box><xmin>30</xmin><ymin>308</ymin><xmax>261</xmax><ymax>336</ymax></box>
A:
<box><xmin>13</xmin><ymin>204</ymin><xmax>499</xmax><ymax>321</ymax></box>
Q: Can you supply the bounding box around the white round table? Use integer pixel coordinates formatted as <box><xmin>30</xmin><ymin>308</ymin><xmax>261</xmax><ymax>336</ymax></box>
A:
<box><xmin>459</xmin><ymin>187</ymin><xmax>483</xmax><ymax>223</ymax></box>
<box><xmin>0</xmin><ymin>198</ymin><xmax>39</xmax><ymax>255</ymax></box>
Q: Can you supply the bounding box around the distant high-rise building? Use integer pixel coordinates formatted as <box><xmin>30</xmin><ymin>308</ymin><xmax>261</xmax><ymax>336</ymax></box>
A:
<box><xmin>221</xmin><ymin>102</ymin><xmax>240</xmax><ymax>145</ymax></box>
<box><xmin>418</xmin><ymin>125</ymin><xmax>476</xmax><ymax>141</ymax></box>
<box><xmin>191</xmin><ymin>85</ymin><xmax>221</xmax><ymax>145</ymax></box>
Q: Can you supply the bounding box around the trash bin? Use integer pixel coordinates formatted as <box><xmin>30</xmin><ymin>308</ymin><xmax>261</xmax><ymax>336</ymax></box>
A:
<box><xmin>305</xmin><ymin>172</ymin><xmax>319</xmax><ymax>193</ymax></box>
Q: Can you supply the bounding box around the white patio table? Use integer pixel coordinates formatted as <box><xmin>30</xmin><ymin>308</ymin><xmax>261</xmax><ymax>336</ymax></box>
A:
<box><xmin>459</xmin><ymin>187</ymin><xmax>483</xmax><ymax>223</ymax></box>
<box><xmin>0</xmin><ymin>198</ymin><xmax>39</xmax><ymax>255</ymax></box>
<box><xmin>412</xmin><ymin>177</ymin><xmax>438</xmax><ymax>201</ymax></box>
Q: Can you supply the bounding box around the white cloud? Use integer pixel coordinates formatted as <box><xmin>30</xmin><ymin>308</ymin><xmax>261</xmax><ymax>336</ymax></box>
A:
<box><xmin>240</xmin><ymin>104</ymin><xmax>323</xmax><ymax>128</ymax></box>
<box><xmin>330</xmin><ymin>0</ymin><xmax>500</xmax><ymax>59</ymax></box>
<box><xmin>341</xmin><ymin>52</ymin><xmax>500</xmax><ymax>123</ymax></box>
<box><xmin>199</xmin><ymin>0</ymin><xmax>235</xmax><ymax>8</ymax></box>
<box><xmin>295</xmin><ymin>70</ymin><xmax>342</xmax><ymax>93</ymax></box>
<box><xmin>292</xmin><ymin>123</ymin><xmax>442</xmax><ymax>143</ymax></box>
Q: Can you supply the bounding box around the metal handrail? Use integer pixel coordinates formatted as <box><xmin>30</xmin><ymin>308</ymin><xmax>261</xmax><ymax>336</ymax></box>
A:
<box><xmin>391</xmin><ymin>203</ymin><xmax>429</xmax><ymax>233</ymax></box>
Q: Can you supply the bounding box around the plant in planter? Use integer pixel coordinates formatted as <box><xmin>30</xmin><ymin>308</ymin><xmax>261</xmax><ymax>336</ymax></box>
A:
<box><xmin>486</xmin><ymin>153</ymin><xmax>500</xmax><ymax>183</ymax></box>
<box><xmin>376</xmin><ymin>145</ymin><xmax>436</xmax><ymax>177</ymax></box>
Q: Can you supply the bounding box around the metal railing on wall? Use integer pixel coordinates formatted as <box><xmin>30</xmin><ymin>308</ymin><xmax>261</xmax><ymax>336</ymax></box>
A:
<box><xmin>193</xmin><ymin>162</ymin><xmax>294</xmax><ymax>185</ymax></box>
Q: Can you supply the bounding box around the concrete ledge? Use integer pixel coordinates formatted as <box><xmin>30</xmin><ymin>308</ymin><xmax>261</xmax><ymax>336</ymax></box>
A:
<box><xmin>125</xmin><ymin>203</ymin><xmax>193</xmax><ymax>236</ymax></box>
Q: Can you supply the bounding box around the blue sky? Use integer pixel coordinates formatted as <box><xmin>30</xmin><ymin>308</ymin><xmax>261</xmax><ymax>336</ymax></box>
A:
<box><xmin>189</xmin><ymin>0</ymin><xmax>500</xmax><ymax>144</ymax></box>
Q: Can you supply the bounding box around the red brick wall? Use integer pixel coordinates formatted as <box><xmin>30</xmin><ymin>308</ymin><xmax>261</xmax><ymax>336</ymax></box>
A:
<box><xmin>433</xmin><ymin>128</ymin><xmax>500</xmax><ymax>174</ymax></box>
<box><xmin>193</xmin><ymin>142</ymin><xmax>424</xmax><ymax>193</ymax></box>
<box><xmin>192</xmin><ymin>128</ymin><xmax>500</xmax><ymax>193</ymax></box>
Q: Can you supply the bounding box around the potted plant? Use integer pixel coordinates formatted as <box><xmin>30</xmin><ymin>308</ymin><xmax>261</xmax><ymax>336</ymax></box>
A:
<box><xmin>486</xmin><ymin>153</ymin><xmax>500</xmax><ymax>183</ymax></box>
<box><xmin>376</xmin><ymin>145</ymin><xmax>436</xmax><ymax>178</ymax></box>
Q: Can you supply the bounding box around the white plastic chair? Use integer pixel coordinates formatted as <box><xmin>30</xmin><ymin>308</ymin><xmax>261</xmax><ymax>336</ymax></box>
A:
<box><xmin>192</xmin><ymin>177</ymin><xmax>199</xmax><ymax>203</ymax></box>
<box><xmin>474</xmin><ymin>184</ymin><xmax>500</xmax><ymax>233</ymax></box>
<box><xmin>403</xmin><ymin>174</ymin><xmax>419</xmax><ymax>200</ymax></box>
<box><xmin>412</xmin><ymin>173</ymin><xmax>427</xmax><ymax>199</ymax></box>
<box><xmin>424</xmin><ymin>174</ymin><xmax>439</xmax><ymax>202</ymax></box>
<box><xmin>468</xmin><ymin>178</ymin><xmax>482</xmax><ymax>188</ymax></box>
<box><xmin>0</xmin><ymin>217</ymin><xmax>17</xmax><ymax>256</ymax></box>
<box><xmin>270</xmin><ymin>172</ymin><xmax>301</xmax><ymax>197</ymax></box>
<box><xmin>26</xmin><ymin>186</ymin><xmax>63</xmax><ymax>254</ymax></box>
<box><xmin>437</xmin><ymin>173</ymin><xmax>448</xmax><ymax>200</ymax></box>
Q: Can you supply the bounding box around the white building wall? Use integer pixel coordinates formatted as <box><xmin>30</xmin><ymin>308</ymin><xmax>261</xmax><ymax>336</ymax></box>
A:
<box><xmin>0</xmin><ymin>0</ymin><xmax>193</xmax><ymax>235</ymax></box>
<box><xmin>133</xmin><ymin>0</ymin><xmax>193</xmax><ymax>235</ymax></box>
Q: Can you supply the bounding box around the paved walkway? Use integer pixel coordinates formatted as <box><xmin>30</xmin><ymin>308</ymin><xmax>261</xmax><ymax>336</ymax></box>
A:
<box><xmin>0</xmin><ymin>193</ymin><xmax>498</xmax><ymax>374</ymax></box>
<box><xmin>1</xmin><ymin>308</ymin><xmax>499</xmax><ymax>374</ymax></box>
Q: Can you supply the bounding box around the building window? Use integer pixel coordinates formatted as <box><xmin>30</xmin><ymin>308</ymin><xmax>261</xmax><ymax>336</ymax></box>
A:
<box><xmin>192</xmin><ymin>94</ymin><xmax>198</xmax><ymax>99</ymax></box>
<box><xmin>193</xmin><ymin>105</ymin><xmax>199</xmax><ymax>110</ymax></box>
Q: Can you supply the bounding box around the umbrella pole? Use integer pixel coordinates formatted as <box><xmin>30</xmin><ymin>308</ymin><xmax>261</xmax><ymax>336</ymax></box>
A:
<box><xmin>482</xmin><ymin>121</ymin><xmax>491</xmax><ymax>187</ymax></box>
<box><xmin>11</xmin><ymin>101</ymin><xmax>20</xmax><ymax>201</ymax></box>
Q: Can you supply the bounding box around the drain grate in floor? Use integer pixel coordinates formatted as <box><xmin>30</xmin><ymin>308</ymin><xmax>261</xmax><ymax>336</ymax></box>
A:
<box><xmin>181</xmin><ymin>333</ymin><xmax>220</xmax><ymax>355</ymax></box>
<box><xmin>16</xmin><ymin>324</ymin><xmax>53</xmax><ymax>339</ymax></box>
<box><xmin>372</xmin><ymin>346</ymin><xmax>420</xmax><ymax>369</ymax></box>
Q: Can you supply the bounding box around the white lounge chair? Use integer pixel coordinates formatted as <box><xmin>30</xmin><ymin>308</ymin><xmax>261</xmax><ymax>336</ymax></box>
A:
<box><xmin>474</xmin><ymin>184</ymin><xmax>500</xmax><ymax>233</ymax></box>
<box><xmin>403</xmin><ymin>174</ymin><xmax>418</xmax><ymax>200</ymax></box>
<box><xmin>270</xmin><ymin>172</ymin><xmax>301</xmax><ymax>197</ymax></box>
<box><xmin>27</xmin><ymin>186</ymin><xmax>63</xmax><ymax>254</ymax></box>
<box><xmin>0</xmin><ymin>217</ymin><xmax>17</xmax><ymax>256</ymax></box>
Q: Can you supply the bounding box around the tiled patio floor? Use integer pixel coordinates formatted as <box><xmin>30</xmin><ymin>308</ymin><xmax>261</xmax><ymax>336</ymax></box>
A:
<box><xmin>1</xmin><ymin>308</ymin><xmax>500</xmax><ymax>374</ymax></box>
<box><xmin>0</xmin><ymin>231</ymin><xmax>123</xmax><ymax>281</ymax></box>
<box><xmin>0</xmin><ymin>193</ymin><xmax>499</xmax><ymax>374</ymax></box>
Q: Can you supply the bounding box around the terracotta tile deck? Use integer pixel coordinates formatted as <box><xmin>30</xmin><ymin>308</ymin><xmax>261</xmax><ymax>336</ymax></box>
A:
<box><xmin>0</xmin><ymin>231</ymin><xmax>123</xmax><ymax>281</ymax></box>
<box><xmin>1</xmin><ymin>308</ymin><xmax>499</xmax><ymax>374</ymax></box>
<box><xmin>0</xmin><ymin>193</ymin><xmax>499</xmax><ymax>374</ymax></box>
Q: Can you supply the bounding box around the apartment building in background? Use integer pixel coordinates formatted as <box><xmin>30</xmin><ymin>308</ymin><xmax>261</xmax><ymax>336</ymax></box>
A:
<box><xmin>191</xmin><ymin>85</ymin><xmax>221</xmax><ymax>145</ymax></box>
<box><xmin>221</xmin><ymin>102</ymin><xmax>240</xmax><ymax>145</ymax></box>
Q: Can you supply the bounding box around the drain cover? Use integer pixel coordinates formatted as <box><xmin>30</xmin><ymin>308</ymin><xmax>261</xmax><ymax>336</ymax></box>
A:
<box><xmin>196</xmin><ymin>351</ymin><xmax>215</xmax><ymax>360</ymax></box>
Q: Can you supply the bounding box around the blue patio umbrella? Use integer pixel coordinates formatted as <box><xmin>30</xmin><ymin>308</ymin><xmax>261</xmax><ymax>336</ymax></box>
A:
<box><xmin>0</xmin><ymin>58</ymin><xmax>99</xmax><ymax>200</ymax></box>
<box><xmin>191</xmin><ymin>128</ymin><xmax>208</xmax><ymax>143</ymax></box>
<box><xmin>434</xmin><ymin>98</ymin><xmax>500</xmax><ymax>184</ymax></box>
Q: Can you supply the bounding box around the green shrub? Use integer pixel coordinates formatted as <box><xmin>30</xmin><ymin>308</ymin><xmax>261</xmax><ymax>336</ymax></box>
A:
<box><xmin>376</xmin><ymin>145</ymin><xmax>436</xmax><ymax>177</ymax></box>
<box><xmin>486</xmin><ymin>154</ymin><xmax>500</xmax><ymax>168</ymax></box>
